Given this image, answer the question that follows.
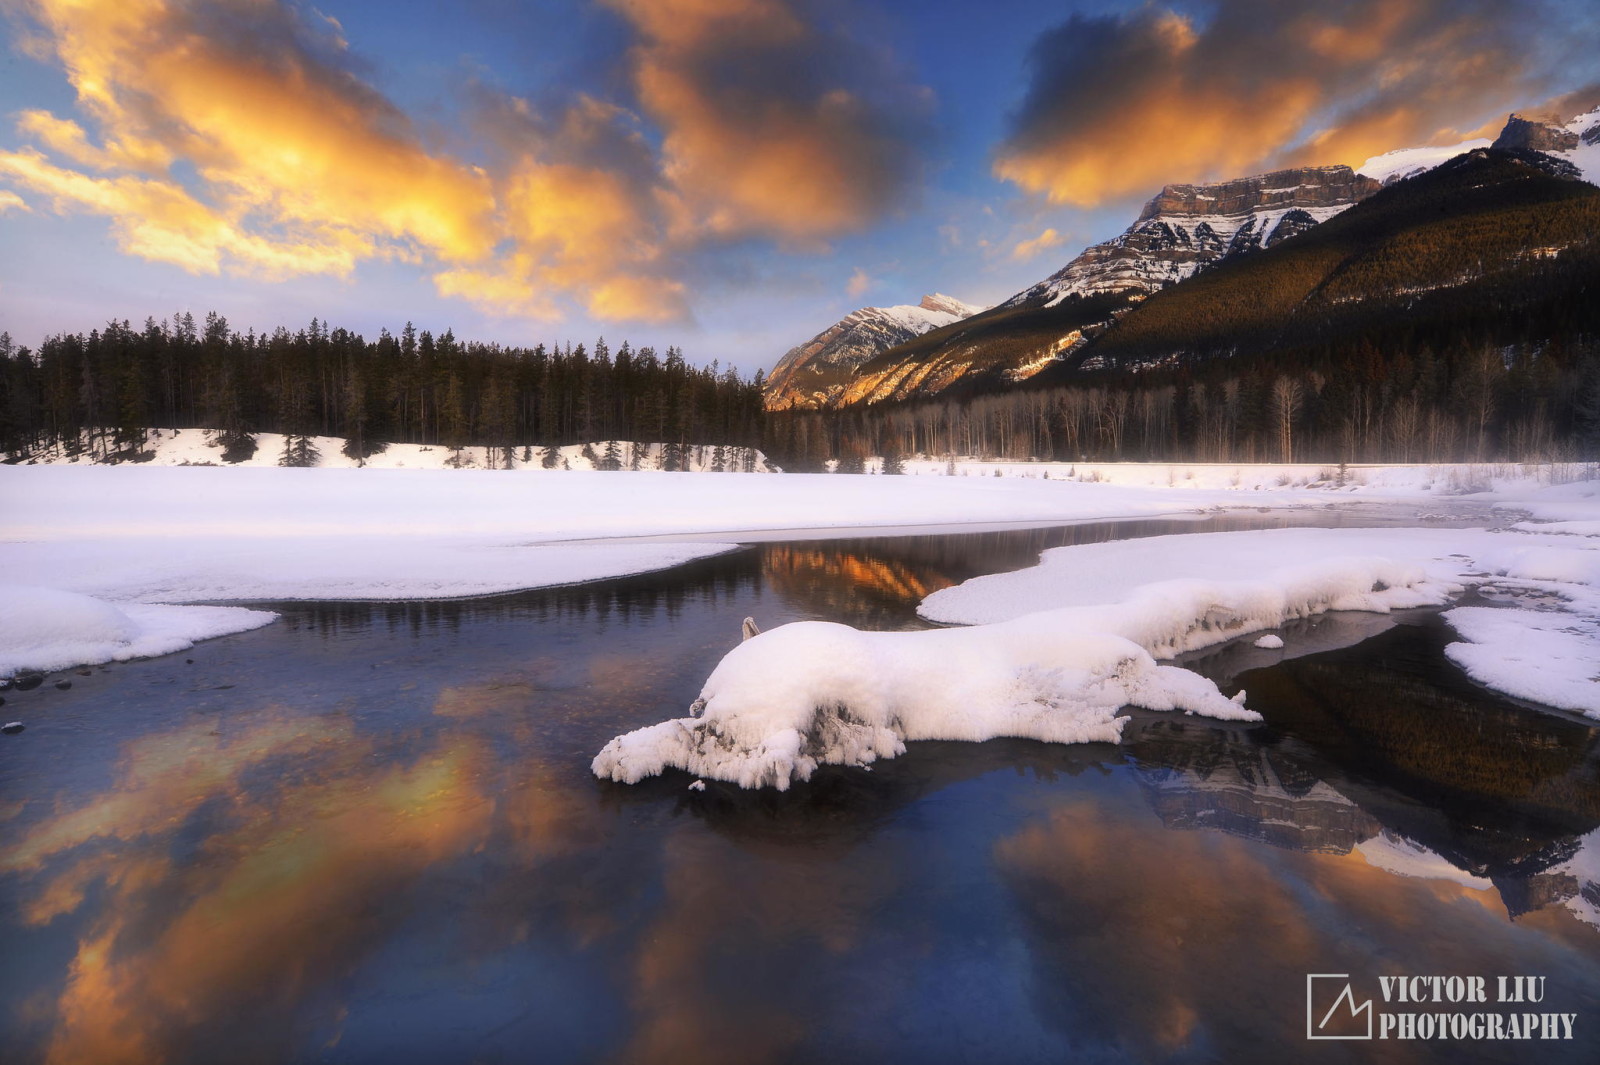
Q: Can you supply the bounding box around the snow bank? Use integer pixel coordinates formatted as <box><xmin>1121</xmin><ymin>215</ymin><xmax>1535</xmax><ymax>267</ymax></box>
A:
<box><xmin>593</xmin><ymin>614</ymin><xmax>1256</xmax><ymax>791</ymax></box>
<box><xmin>918</xmin><ymin>527</ymin><xmax>1468</xmax><ymax>626</ymax></box>
<box><xmin>592</xmin><ymin>553</ymin><xmax>1456</xmax><ymax>790</ymax></box>
<box><xmin>4</xmin><ymin>539</ymin><xmax>738</xmax><ymax>604</ymax></box>
<box><xmin>0</xmin><ymin>586</ymin><xmax>274</xmax><ymax>677</ymax></box>
<box><xmin>920</xmin><ymin>524</ymin><xmax>1600</xmax><ymax>719</ymax></box>
<box><xmin>1442</xmin><ymin>608</ymin><xmax>1600</xmax><ymax>716</ymax></box>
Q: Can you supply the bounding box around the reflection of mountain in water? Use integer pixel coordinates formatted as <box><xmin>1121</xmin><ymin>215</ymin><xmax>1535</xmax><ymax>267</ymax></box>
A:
<box><xmin>757</xmin><ymin>515</ymin><xmax>1320</xmax><ymax>629</ymax></box>
<box><xmin>1237</xmin><ymin>617</ymin><xmax>1600</xmax><ymax>876</ymax></box>
<box><xmin>1127</xmin><ymin>721</ymin><xmax>1380</xmax><ymax>854</ymax></box>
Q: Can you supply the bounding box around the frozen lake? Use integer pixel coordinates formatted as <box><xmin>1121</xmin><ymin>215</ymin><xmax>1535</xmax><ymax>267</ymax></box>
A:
<box><xmin>3</xmin><ymin>516</ymin><xmax>1598</xmax><ymax>1063</ymax></box>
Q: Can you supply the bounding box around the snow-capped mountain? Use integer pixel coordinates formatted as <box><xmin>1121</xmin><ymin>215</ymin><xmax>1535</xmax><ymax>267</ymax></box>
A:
<box><xmin>765</xmin><ymin>103</ymin><xmax>1600</xmax><ymax>412</ymax></box>
<box><xmin>764</xmin><ymin>293</ymin><xmax>983</xmax><ymax>410</ymax></box>
<box><xmin>1003</xmin><ymin>165</ymin><xmax>1382</xmax><ymax>310</ymax></box>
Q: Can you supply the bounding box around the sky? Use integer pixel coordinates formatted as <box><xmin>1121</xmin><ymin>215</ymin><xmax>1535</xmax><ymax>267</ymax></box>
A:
<box><xmin>1</xmin><ymin>0</ymin><xmax>1598</xmax><ymax>373</ymax></box>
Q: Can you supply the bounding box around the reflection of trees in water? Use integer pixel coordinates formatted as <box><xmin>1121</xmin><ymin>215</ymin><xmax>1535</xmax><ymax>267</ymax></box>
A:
<box><xmin>270</xmin><ymin>549</ymin><xmax>767</xmax><ymax>638</ymax></box>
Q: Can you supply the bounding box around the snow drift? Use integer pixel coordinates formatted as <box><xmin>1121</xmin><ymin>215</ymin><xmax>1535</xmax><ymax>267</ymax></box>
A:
<box><xmin>0</xmin><ymin>585</ymin><xmax>276</xmax><ymax>677</ymax></box>
<box><xmin>592</xmin><ymin>557</ymin><xmax>1450</xmax><ymax>790</ymax></box>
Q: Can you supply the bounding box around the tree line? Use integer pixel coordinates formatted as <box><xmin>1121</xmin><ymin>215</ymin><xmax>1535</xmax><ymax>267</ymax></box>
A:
<box><xmin>764</xmin><ymin>336</ymin><xmax>1600</xmax><ymax>469</ymax></box>
<box><xmin>0</xmin><ymin>313</ymin><xmax>766</xmax><ymax>468</ymax></box>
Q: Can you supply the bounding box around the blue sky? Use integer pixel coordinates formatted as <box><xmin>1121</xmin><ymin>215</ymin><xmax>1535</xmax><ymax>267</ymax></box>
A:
<box><xmin>2</xmin><ymin>0</ymin><xmax>1596</xmax><ymax>373</ymax></box>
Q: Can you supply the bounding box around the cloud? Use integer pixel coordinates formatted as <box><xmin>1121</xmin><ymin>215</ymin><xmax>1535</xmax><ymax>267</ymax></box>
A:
<box><xmin>845</xmin><ymin>267</ymin><xmax>872</xmax><ymax>299</ymax></box>
<box><xmin>1010</xmin><ymin>227</ymin><xmax>1065</xmax><ymax>261</ymax></box>
<box><xmin>602</xmin><ymin>0</ymin><xmax>934</xmax><ymax>242</ymax></box>
<box><xmin>994</xmin><ymin>0</ymin><xmax>1548</xmax><ymax>207</ymax></box>
<box><xmin>0</xmin><ymin>0</ymin><xmax>932</xmax><ymax>323</ymax></box>
<box><xmin>0</xmin><ymin>189</ymin><xmax>29</xmax><ymax>213</ymax></box>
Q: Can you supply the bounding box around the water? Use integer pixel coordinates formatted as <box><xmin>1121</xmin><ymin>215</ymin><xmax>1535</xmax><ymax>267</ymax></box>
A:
<box><xmin>2</xmin><ymin>513</ymin><xmax>1597</xmax><ymax>1064</ymax></box>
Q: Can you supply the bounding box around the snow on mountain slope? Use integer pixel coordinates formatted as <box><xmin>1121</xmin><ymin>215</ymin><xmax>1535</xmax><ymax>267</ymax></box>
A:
<box><xmin>764</xmin><ymin>294</ymin><xmax>983</xmax><ymax>410</ymax></box>
<box><xmin>1357</xmin><ymin>138</ymin><xmax>1491</xmax><ymax>184</ymax></box>
<box><xmin>1556</xmin><ymin>105</ymin><xmax>1600</xmax><ymax>184</ymax></box>
<box><xmin>1001</xmin><ymin>166</ymin><xmax>1381</xmax><ymax>310</ymax></box>
<box><xmin>1360</xmin><ymin>106</ymin><xmax>1600</xmax><ymax>186</ymax></box>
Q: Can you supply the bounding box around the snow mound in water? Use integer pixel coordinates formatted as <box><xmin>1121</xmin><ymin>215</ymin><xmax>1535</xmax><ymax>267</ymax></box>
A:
<box><xmin>593</xmin><ymin>616</ymin><xmax>1254</xmax><ymax>790</ymax></box>
<box><xmin>593</xmin><ymin>554</ymin><xmax>1455</xmax><ymax>790</ymax></box>
<box><xmin>0</xmin><ymin>585</ymin><xmax>276</xmax><ymax>677</ymax></box>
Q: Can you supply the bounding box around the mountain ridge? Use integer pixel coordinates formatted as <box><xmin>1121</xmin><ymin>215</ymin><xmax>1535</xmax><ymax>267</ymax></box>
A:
<box><xmin>763</xmin><ymin>105</ymin><xmax>1600</xmax><ymax>412</ymax></box>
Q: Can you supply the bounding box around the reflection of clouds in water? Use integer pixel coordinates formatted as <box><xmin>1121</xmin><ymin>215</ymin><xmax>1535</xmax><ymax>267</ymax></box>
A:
<box><xmin>994</xmin><ymin>795</ymin><xmax>1599</xmax><ymax>1062</ymax></box>
<box><xmin>615</xmin><ymin>825</ymin><xmax>898</xmax><ymax>1065</ymax></box>
<box><xmin>2</xmin><ymin>698</ymin><xmax>620</xmax><ymax>1065</ymax></box>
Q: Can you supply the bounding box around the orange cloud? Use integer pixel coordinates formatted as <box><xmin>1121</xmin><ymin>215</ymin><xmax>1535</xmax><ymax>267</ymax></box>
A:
<box><xmin>1</xmin><ymin>0</ymin><xmax>930</xmax><ymax>323</ymax></box>
<box><xmin>994</xmin><ymin>0</ymin><xmax>1546</xmax><ymax>207</ymax></box>
<box><xmin>602</xmin><ymin>0</ymin><xmax>932</xmax><ymax>241</ymax></box>
<box><xmin>1010</xmin><ymin>227</ymin><xmax>1066</xmax><ymax>262</ymax></box>
<box><xmin>0</xmin><ymin>189</ymin><xmax>29</xmax><ymax>213</ymax></box>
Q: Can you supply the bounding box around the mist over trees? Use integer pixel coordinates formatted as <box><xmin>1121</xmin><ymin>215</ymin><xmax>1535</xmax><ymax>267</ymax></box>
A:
<box><xmin>0</xmin><ymin>313</ymin><xmax>766</xmax><ymax>469</ymax></box>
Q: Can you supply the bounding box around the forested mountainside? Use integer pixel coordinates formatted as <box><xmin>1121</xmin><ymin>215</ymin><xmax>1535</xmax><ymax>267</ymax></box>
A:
<box><xmin>765</xmin><ymin>109</ymin><xmax>1600</xmax><ymax>419</ymax></box>
<box><xmin>1052</xmin><ymin>147</ymin><xmax>1599</xmax><ymax>378</ymax></box>
<box><xmin>0</xmin><ymin>316</ymin><xmax>766</xmax><ymax>466</ymax></box>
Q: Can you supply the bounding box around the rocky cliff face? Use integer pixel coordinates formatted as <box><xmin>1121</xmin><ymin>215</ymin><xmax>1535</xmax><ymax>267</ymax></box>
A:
<box><xmin>764</xmin><ymin>294</ymin><xmax>982</xmax><ymax>410</ymax></box>
<box><xmin>1493</xmin><ymin>114</ymin><xmax>1582</xmax><ymax>153</ymax></box>
<box><xmin>1004</xmin><ymin>165</ymin><xmax>1382</xmax><ymax>309</ymax></box>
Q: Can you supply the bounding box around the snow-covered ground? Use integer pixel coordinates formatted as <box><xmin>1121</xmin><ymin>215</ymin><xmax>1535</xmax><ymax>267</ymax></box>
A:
<box><xmin>17</xmin><ymin>428</ymin><xmax>777</xmax><ymax>473</ymax></box>
<box><xmin>4</xmin><ymin>460</ymin><xmax>1598</xmax><ymax>751</ymax></box>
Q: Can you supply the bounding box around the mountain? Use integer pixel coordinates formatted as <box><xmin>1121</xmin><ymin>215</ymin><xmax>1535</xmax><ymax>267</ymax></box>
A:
<box><xmin>1004</xmin><ymin>165</ymin><xmax>1382</xmax><ymax>309</ymax></box>
<box><xmin>786</xmin><ymin>165</ymin><xmax>1380</xmax><ymax>409</ymax></box>
<box><xmin>769</xmin><ymin>106</ymin><xmax>1600</xmax><ymax>412</ymax></box>
<box><xmin>1039</xmin><ymin>143</ymin><xmax>1600</xmax><ymax>382</ymax></box>
<box><xmin>763</xmin><ymin>293</ymin><xmax>983</xmax><ymax>410</ymax></box>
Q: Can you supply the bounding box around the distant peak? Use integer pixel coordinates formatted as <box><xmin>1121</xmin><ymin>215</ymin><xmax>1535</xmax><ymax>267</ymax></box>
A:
<box><xmin>918</xmin><ymin>293</ymin><xmax>980</xmax><ymax>317</ymax></box>
<box><xmin>1492</xmin><ymin>113</ymin><xmax>1580</xmax><ymax>153</ymax></box>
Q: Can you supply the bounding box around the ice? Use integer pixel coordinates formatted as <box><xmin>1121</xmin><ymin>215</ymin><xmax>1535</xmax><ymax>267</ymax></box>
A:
<box><xmin>0</xmin><ymin>585</ymin><xmax>275</xmax><ymax>677</ymax></box>
<box><xmin>1253</xmin><ymin>634</ymin><xmax>1284</xmax><ymax>649</ymax></box>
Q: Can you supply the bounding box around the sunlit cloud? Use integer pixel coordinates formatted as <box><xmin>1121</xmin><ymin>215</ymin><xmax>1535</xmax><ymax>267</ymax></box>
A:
<box><xmin>0</xmin><ymin>0</ymin><xmax>932</xmax><ymax>324</ymax></box>
<box><xmin>1010</xmin><ymin>227</ymin><xmax>1065</xmax><ymax>261</ymax></box>
<box><xmin>602</xmin><ymin>0</ymin><xmax>934</xmax><ymax>242</ymax></box>
<box><xmin>845</xmin><ymin>267</ymin><xmax>872</xmax><ymax>299</ymax></box>
<box><xmin>0</xmin><ymin>189</ymin><xmax>28</xmax><ymax>213</ymax></box>
<box><xmin>994</xmin><ymin>0</ymin><xmax>1547</xmax><ymax>207</ymax></box>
